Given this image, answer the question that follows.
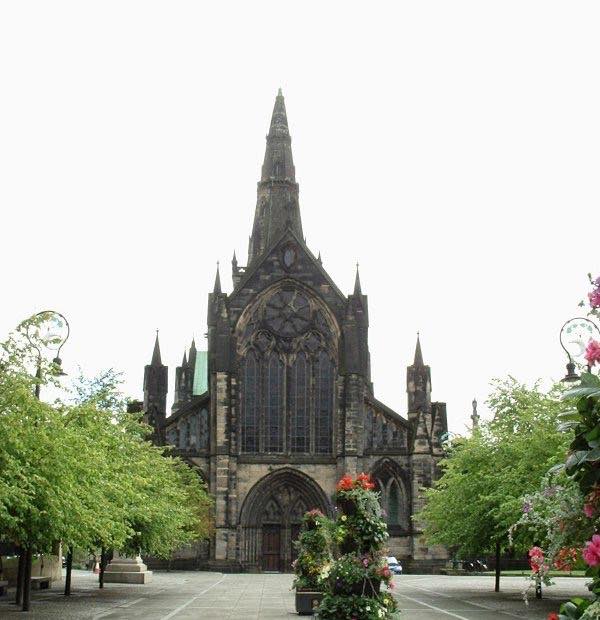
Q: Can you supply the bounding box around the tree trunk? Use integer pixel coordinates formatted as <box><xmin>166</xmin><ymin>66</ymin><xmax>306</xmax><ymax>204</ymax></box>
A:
<box><xmin>494</xmin><ymin>541</ymin><xmax>501</xmax><ymax>593</ymax></box>
<box><xmin>99</xmin><ymin>547</ymin><xmax>106</xmax><ymax>589</ymax></box>
<box><xmin>64</xmin><ymin>547</ymin><xmax>73</xmax><ymax>595</ymax></box>
<box><xmin>22</xmin><ymin>547</ymin><xmax>33</xmax><ymax>612</ymax></box>
<box><xmin>14</xmin><ymin>548</ymin><xmax>24</xmax><ymax>605</ymax></box>
<box><xmin>536</xmin><ymin>578</ymin><xmax>542</xmax><ymax>599</ymax></box>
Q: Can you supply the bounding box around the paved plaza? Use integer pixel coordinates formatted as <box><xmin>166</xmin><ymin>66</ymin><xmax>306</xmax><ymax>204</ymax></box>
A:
<box><xmin>0</xmin><ymin>570</ymin><xmax>589</xmax><ymax>619</ymax></box>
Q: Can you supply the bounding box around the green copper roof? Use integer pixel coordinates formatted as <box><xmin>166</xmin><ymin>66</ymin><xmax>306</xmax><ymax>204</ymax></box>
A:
<box><xmin>192</xmin><ymin>350</ymin><xmax>208</xmax><ymax>396</ymax></box>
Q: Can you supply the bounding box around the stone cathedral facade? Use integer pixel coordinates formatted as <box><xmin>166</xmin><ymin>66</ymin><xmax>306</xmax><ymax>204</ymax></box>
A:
<box><xmin>141</xmin><ymin>91</ymin><xmax>448</xmax><ymax>572</ymax></box>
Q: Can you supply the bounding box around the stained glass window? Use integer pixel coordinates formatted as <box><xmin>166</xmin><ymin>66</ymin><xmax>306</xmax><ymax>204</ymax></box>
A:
<box><xmin>238</xmin><ymin>287</ymin><xmax>337</xmax><ymax>456</ymax></box>
<box><xmin>242</xmin><ymin>353</ymin><xmax>258</xmax><ymax>452</ymax></box>
<box><xmin>315</xmin><ymin>351</ymin><xmax>333</xmax><ymax>454</ymax></box>
<box><xmin>290</xmin><ymin>353</ymin><xmax>308</xmax><ymax>453</ymax></box>
<box><xmin>266</xmin><ymin>355</ymin><xmax>284</xmax><ymax>452</ymax></box>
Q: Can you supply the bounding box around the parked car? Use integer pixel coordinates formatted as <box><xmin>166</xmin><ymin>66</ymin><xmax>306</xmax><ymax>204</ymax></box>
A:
<box><xmin>387</xmin><ymin>556</ymin><xmax>403</xmax><ymax>575</ymax></box>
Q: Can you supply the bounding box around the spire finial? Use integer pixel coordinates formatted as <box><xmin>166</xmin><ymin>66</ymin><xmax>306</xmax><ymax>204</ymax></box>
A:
<box><xmin>213</xmin><ymin>261</ymin><xmax>222</xmax><ymax>294</ymax></box>
<box><xmin>414</xmin><ymin>333</ymin><xmax>424</xmax><ymax>366</ymax></box>
<box><xmin>151</xmin><ymin>330</ymin><xmax>162</xmax><ymax>365</ymax></box>
<box><xmin>278</xmin><ymin>87</ymin><xmax>283</xmax><ymax>97</ymax></box>
<box><xmin>181</xmin><ymin>350</ymin><xmax>188</xmax><ymax>367</ymax></box>
<box><xmin>353</xmin><ymin>262</ymin><xmax>362</xmax><ymax>295</ymax></box>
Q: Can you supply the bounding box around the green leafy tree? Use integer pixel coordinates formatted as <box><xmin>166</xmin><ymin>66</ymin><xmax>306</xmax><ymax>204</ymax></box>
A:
<box><xmin>0</xmin><ymin>315</ymin><xmax>212</xmax><ymax>609</ymax></box>
<box><xmin>418</xmin><ymin>378</ymin><xmax>572</xmax><ymax>570</ymax></box>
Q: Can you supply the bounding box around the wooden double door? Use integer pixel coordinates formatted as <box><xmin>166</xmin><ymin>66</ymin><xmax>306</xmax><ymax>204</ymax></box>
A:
<box><xmin>261</xmin><ymin>523</ymin><xmax>302</xmax><ymax>572</ymax></box>
<box><xmin>259</xmin><ymin>486</ymin><xmax>308</xmax><ymax>572</ymax></box>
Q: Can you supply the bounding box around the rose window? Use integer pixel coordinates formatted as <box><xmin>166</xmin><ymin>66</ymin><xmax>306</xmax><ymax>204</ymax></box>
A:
<box><xmin>265</xmin><ymin>290</ymin><xmax>310</xmax><ymax>337</ymax></box>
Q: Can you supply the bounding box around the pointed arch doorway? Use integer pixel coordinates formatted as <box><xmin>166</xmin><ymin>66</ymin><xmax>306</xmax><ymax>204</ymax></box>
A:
<box><xmin>239</xmin><ymin>468</ymin><xmax>332</xmax><ymax>572</ymax></box>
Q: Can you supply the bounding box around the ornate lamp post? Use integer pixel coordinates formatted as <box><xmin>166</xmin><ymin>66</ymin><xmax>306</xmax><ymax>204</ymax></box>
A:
<box><xmin>18</xmin><ymin>310</ymin><xmax>69</xmax><ymax>610</ymax></box>
<box><xmin>559</xmin><ymin>317</ymin><xmax>600</xmax><ymax>383</ymax></box>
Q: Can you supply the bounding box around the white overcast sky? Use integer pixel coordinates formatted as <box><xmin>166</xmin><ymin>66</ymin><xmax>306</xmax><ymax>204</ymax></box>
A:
<box><xmin>1</xmin><ymin>1</ymin><xmax>599</xmax><ymax>433</ymax></box>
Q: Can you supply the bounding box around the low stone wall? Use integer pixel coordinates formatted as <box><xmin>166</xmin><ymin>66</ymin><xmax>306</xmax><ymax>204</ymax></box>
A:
<box><xmin>0</xmin><ymin>554</ymin><xmax>62</xmax><ymax>586</ymax></box>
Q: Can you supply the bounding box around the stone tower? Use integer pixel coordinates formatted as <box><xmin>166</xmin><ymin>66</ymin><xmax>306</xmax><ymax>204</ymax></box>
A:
<box><xmin>143</xmin><ymin>333</ymin><xmax>168</xmax><ymax>431</ymax></box>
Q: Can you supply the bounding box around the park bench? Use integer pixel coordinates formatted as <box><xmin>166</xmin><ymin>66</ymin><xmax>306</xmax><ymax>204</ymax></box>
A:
<box><xmin>0</xmin><ymin>579</ymin><xmax>8</xmax><ymax>596</ymax></box>
<box><xmin>30</xmin><ymin>576</ymin><xmax>51</xmax><ymax>590</ymax></box>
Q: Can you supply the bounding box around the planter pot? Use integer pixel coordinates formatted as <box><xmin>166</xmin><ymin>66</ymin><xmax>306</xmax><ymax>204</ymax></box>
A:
<box><xmin>336</xmin><ymin>497</ymin><xmax>358</xmax><ymax>516</ymax></box>
<box><xmin>295</xmin><ymin>590</ymin><xmax>323</xmax><ymax>615</ymax></box>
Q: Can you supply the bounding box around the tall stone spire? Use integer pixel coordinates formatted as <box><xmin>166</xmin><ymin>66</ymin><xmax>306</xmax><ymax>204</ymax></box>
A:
<box><xmin>151</xmin><ymin>330</ymin><xmax>162</xmax><ymax>366</ymax></box>
<box><xmin>354</xmin><ymin>263</ymin><xmax>362</xmax><ymax>295</ymax></box>
<box><xmin>414</xmin><ymin>333</ymin><xmax>424</xmax><ymax>366</ymax></box>
<box><xmin>189</xmin><ymin>337</ymin><xmax>197</xmax><ymax>372</ymax></box>
<box><xmin>407</xmin><ymin>334</ymin><xmax>431</xmax><ymax>414</ymax></box>
<box><xmin>213</xmin><ymin>263</ymin><xmax>222</xmax><ymax>294</ymax></box>
<box><xmin>248</xmin><ymin>89</ymin><xmax>303</xmax><ymax>263</ymax></box>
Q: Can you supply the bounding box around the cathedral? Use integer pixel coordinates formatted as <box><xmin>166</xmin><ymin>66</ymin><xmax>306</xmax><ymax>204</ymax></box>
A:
<box><xmin>141</xmin><ymin>90</ymin><xmax>448</xmax><ymax>572</ymax></box>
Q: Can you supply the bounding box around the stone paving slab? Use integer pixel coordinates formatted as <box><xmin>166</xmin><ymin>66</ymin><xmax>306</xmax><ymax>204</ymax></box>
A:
<box><xmin>0</xmin><ymin>570</ymin><xmax>591</xmax><ymax>619</ymax></box>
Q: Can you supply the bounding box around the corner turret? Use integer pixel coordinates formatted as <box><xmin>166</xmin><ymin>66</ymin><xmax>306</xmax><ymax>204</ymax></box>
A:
<box><xmin>143</xmin><ymin>331</ymin><xmax>168</xmax><ymax>433</ymax></box>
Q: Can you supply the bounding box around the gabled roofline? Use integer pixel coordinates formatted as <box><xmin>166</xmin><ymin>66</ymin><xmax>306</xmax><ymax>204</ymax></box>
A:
<box><xmin>365</xmin><ymin>395</ymin><xmax>412</xmax><ymax>430</ymax></box>
<box><xmin>162</xmin><ymin>391</ymin><xmax>210</xmax><ymax>428</ymax></box>
<box><xmin>230</xmin><ymin>225</ymin><xmax>347</xmax><ymax>305</ymax></box>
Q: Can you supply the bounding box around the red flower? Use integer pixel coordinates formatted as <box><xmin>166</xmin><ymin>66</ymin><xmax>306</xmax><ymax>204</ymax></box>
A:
<box><xmin>553</xmin><ymin>547</ymin><xmax>578</xmax><ymax>572</ymax></box>
<box><xmin>547</xmin><ymin>612</ymin><xmax>559</xmax><ymax>620</ymax></box>
<box><xmin>337</xmin><ymin>474</ymin><xmax>354</xmax><ymax>491</ymax></box>
<box><xmin>356</xmin><ymin>472</ymin><xmax>375</xmax><ymax>490</ymax></box>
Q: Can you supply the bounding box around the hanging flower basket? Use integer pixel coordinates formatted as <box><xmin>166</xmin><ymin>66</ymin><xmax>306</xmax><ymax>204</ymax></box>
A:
<box><xmin>336</xmin><ymin>497</ymin><xmax>358</xmax><ymax>516</ymax></box>
<box><xmin>340</xmin><ymin>537</ymin><xmax>359</xmax><ymax>555</ymax></box>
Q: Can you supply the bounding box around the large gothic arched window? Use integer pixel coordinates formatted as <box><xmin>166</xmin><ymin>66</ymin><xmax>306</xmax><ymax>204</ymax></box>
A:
<box><xmin>238</xmin><ymin>286</ymin><xmax>338</xmax><ymax>456</ymax></box>
<box><xmin>242</xmin><ymin>353</ymin><xmax>259</xmax><ymax>452</ymax></box>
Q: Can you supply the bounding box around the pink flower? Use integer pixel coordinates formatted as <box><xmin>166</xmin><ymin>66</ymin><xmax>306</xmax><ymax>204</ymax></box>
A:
<box><xmin>528</xmin><ymin>546</ymin><xmax>544</xmax><ymax>559</ymax></box>
<box><xmin>585</xmin><ymin>340</ymin><xmax>600</xmax><ymax>367</ymax></box>
<box><xmin>362</xmin><ymin>558</ymin><xmax>369</xmax><ymax>567</ymax></box>
<box><xmin>528</xmin><ymin>546</ymin><xmax>545</xmax><ymax>573</ymax></box>
<box><xmin>584</xmin><ymin>503</ymin><xmax>595</xmax><ymax>518</ymax></box>
<box><xmin>583</xmin><ymin>535</ymin><xmax>600</xmax><ymax>567</ymax></box>
<box><xmin>589</xmin><ymin>289</ymin><xmax>600</xmax><ymax>309</ymax></box>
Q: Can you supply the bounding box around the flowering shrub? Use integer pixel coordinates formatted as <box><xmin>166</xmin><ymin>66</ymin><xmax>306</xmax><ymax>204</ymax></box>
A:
<box><xmin>292</xmin><ymin>509</ymin><xmax>334</xmax><ymax>591</ymax></box>
<box><xmin>328</xmin><ymin>553</ymin><xmax>394</xmax><ymax>595</ymax></box>
<box><xmin>588</xmin><ymin>276</ymin><xmax>600</xmax><ymax>309</ymax></box>
<box><xmin>524</xmin><ymin>274</ymin><xmax>600</xmax><ymax>619</ymax></box>
<box><xmin>554</xmin><ymin>547</ymin><xmax>579</xmax><ymax>572</ymax></box>
<box><xmin>586</xmin><ymin>341</ymin><xmax>600</xmax><ymax>367</ymax></box>
<box><xmin>318</xmin><ymin>474</ymin><xmax>400</xmax><ymax>619</ymax></box>
<box><xmin>317</xmin><ymin>593</ymin><xmax>398</xmax><ymax>620</ymax></box>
